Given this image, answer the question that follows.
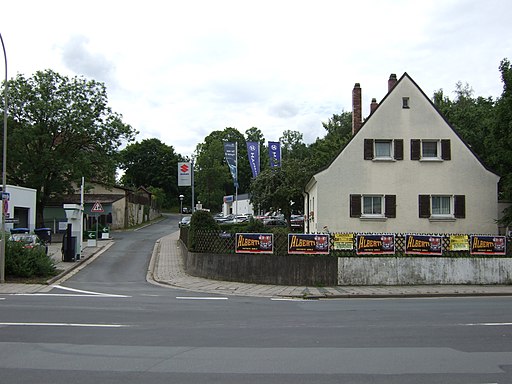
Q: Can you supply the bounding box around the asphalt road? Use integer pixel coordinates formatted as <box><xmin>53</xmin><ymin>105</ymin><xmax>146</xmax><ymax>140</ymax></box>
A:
<box><xmin>0</xmin><ymin>214</ymin><xmax>511</xmax><ymax>383</ymax></box>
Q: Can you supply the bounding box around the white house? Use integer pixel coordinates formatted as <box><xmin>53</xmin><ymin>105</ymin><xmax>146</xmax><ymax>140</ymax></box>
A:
<box><xmin>305</xmin><ymin>73</ymin><xmax>500</xmax><ymax>235</ymax></box>
<box><xmin>1</xmin><ymin>185</ymin><xmax>37</xmax><ymax>231</ymax></box>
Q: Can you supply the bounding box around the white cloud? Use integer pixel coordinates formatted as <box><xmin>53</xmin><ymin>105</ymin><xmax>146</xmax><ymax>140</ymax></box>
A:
<box><xmin>2</xmin><ymin>0</ymin><xmax>511</xmax><ymax>157</ymax></box>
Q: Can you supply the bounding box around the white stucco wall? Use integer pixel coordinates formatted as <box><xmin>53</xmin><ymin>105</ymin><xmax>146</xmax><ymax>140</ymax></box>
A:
<box><xmin>3</xmin><ymin>185</ymin><xmax>37</xmax><ymax>231</ymax></box>
<box><xmin>312</xmin><ymin>75</ymin><xmax>499</xmax><ymax>235</ymax></box>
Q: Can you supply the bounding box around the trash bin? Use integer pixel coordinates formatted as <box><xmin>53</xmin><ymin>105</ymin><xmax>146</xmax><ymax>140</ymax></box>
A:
<box><xmin>10</xmin><ymin>227</ymin><xmax>29</xmax><ymax>234</ymax></box>
<box><xmin>62</xmin><ymin>236</ymin><xmax>76</xmax><ymax>262</ymax></box>
<box><xmin>34</xmin><ymin>227</ymin><xmax>52</xmax><ymax>244</ymax></box>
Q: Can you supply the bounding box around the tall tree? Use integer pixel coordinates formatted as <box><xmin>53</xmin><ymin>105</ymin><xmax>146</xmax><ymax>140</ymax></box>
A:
<box><xmin>119</xmin><ymin>138</ymin><xmax>182</xmax><ymax>208</ymax></box>
<box><xmin>308</xmin><ymin>112</ymin><xmax>352</xmax><ymax>172</ymax></box>
<box><xmin>249</xmin><ymin>158</ymin><xmax>309</xmax><ymax>224</ymax></box>
<box><xmin>194</xmin><ymin>127</ymin><xmax>249</xmax><ymax>211</ymax></box>
<box><xmin>490</xmin><ymin>59</ymin><xmax>512</xmax><ymax>226</ymax></box>
<box><xmin>1</xmin><ymin>69</ymin><xmax>137</xmax><ymax>225</ymax></box>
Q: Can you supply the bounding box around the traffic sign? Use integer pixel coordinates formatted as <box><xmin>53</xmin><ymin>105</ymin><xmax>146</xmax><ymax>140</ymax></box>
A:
<box><xmin>91</xmin><ymin>201</ymin><xmax>104</xmax><ymax>213</ymax></box>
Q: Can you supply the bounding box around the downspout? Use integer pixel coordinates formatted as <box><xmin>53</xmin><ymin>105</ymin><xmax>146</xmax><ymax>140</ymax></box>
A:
<box><xmin>303</xmin><ymin>190</ymin><xmax>310</xmax><ymax>234</ymax></box>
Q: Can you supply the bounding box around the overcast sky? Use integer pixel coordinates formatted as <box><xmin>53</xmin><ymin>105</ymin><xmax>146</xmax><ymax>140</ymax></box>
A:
<box><xmin>3</xmin><ymin>0</ymin><xmax>511</xmax><ymax>156</ymax></box>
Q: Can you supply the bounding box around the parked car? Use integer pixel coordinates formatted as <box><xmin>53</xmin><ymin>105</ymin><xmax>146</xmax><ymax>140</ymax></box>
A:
<box><xmin>9</xmin><ymin>233</ymin><xmax>48</xmax><ymax>254</ymax></box>
<box><xmin>178</xmin><ymin>216</ymin><xmax>191</xmax><ymax>227</ymax></box>
<box><xmin>263</xmin><ymin>218</ymin><xmax>287</xmax><ymax>227</ymax></box>
<box><xmin>290</xmin><ymin>215</ymin><xmax>305</xmax><ymax>232</ymax></box>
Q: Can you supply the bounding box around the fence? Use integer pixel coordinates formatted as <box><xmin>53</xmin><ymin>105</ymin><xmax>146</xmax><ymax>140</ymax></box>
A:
<box><xmin>181</xmin><ymin>228</ymin><xmax>512</xmax><ymax>258</ymax></box>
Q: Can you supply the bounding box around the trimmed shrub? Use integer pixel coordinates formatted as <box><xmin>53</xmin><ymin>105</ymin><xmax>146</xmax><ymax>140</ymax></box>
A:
<box><xmin>188</xmin><ymin>210</ymin><xmax>219</xmax><ymax>250</ymax></box>
<box><xmin>6</xmin><ymin>241</ymin><xmax>57</xmax><ymax>278</ymax></box>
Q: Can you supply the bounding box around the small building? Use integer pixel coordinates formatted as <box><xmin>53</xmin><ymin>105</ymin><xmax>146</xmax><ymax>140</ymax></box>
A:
<box><xmin>1</xmin><ymin>185</ymin><xmax>37</xmax><ymax>232</ymax></box>
<box><xmin>44</xmin><ymin>182</ymin><xmax>159</xmax><ymax>232</ymax></box>
<box><xmin>304</xmin><ymin>73</ymin><xmax>500</xmax><ymax>235</ymax></box>
<box><xmin>222</xmin><ymin>193</ymin><xmax>254</xmax><ymax>216</ymax></box>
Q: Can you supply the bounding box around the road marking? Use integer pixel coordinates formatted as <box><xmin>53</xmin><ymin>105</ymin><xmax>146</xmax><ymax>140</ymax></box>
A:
<box><xmin>13</xmin><ymin>285</ymin><xmax>130</xmax><ymax>298</ymax></box>
<box><xmin>176</xmin><ymin>296</ymin><xmax>228</xmax><ymax>300</ymax></box>
<box><xmin>0</xmin><ymin>322</ymin><xmax>129</xmax><ymax>328</ymax></box>
<box><xmin>51</xmin><ymin>285</ymin><xmax>130</xmax><ymax>297</ymax></box>
<box><xmin>462</xmin><ymin>322</ymin><xmax>512</xmax><ymax>326</ymax></box>
<box><xmin>270</xmin><ymin>298</ymin><xmax>309</xmax><ymax>301</ymax></box>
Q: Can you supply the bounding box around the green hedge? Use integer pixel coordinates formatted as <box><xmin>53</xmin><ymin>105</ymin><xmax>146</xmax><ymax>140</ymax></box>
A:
<box><xmin>6</xmin><ymin>241</ymin><xmax>57</xmax><ymax>278</ymax></box>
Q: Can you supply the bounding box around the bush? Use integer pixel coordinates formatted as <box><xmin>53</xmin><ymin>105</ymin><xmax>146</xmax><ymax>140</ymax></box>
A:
<box><xmin>188</xmin><ymin>210</ymin><xmax>219</xmax><ymax>250</ymax></box>
<box><xmin>6</xmin><ymin>241</ymin><xmax>57</xmax><ymax>278</ymax></box>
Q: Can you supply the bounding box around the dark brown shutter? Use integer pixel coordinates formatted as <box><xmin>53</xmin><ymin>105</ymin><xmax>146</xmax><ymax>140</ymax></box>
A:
<box><xmin>411</xmin><ymin>139</ymin><xmax>421</xmax><ymax>160</ymax></box>
<box><xmin>350</xmin><ymin>194</ymin><xmax>361</xmax><ymax>217</ymax></box>
<box><xmin>385</xmin><ymin>195</ymin><xmax>396</xmax><ymax>218</ymax></box>
<box><xmin>454</xmin><ymin>195</ymin><xmax>465</xmax><ymax>218</ymax></box>
<box><xmin>394</xmin><ymin>139</ymin><xmax>403</xmax><ymax>160</ymax></box>
<box><xmin>418</xmin><ymin>195</ymin><xmax>430</xmax><ymax>218</ymax></box>
<box><xmin>441</xmin><ymin>139</ymin><xmax>451</xmax><ymax>160</ymax></box>
<box><xmin>364</xmin><ymin>139</ymin><xmax>374</xmax><ymax>160</ymax></box>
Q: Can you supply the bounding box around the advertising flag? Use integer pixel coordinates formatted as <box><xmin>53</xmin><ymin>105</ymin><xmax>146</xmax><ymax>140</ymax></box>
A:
<box><xmin>268</xmin><ymin>141</ymin><xmax>281</xmax><ymax>168</ymax></box>
<box><xmin>223</xmin><ymin>142</ymin><xmax>238</xmax><ymax>187</ymax></box>
<box><xmin>246</xmin><ymin>141</ymin><xmax>260</xmax><ymax>178</ymax></box>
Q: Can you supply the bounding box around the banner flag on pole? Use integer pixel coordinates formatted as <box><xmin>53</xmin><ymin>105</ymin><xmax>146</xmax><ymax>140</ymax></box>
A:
<box><xmin>246</xmin><ymin>141</ymin><xmax>260</xmax><ymax>178</ymax></box>
<box><xmin>223</xmin><ymin>142</ymin><xmax>238</xmax><ymax>188</ymax></box>
<box><xmin>268</xmin><ymin>141</ymin><xmax>281</xmax><ymax>168</ymax></box>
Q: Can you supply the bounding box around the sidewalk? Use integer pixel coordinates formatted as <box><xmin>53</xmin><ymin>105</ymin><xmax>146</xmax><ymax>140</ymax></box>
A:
<box><xmin>149</xmin><ymin>231</ymin><xmax>512</xmax><ymax>299</ymax></box>
<box><xmin>2</xmin><ymin>231</ymin><xmax>512</xmax><ymax>298</ymax></box>
<box><xmin>0</xmin><ymin>239</ymin><xmax>113</xmax><ymax>294</ymax></box>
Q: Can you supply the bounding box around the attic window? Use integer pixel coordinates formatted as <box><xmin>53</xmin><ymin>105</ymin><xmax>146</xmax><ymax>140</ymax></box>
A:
<box><xmin>402</xmin><ymin>97</ymin><xmax>410</xmax><ymax>109</ymax></box>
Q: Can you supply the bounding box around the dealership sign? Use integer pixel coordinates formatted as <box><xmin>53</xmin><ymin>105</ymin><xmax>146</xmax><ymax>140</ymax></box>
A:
<box><xmin>356</xmin><ymin>234</ymin><xmax>395</xmax><ymax>255</ymax></box>
<box><xmin>178</xmin><ymin>162</ymin><xmax>192</xmax><ymax>186</ymax></box>
<box><xmin>288</xmin><ymin>234</ymin><xmax>329</xmax><ymax>254</ymax></box>
<box><xmin>236</xmin><ymin>233</ymin><xmax>273</xmax><ymax>254</ymax></box>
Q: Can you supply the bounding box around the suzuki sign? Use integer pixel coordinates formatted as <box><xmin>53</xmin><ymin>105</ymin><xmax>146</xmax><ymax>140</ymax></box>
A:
<box><xmin>178</xmin><ymin>162</ymin><xmax>192</xmax><ymax>186</ymax></box>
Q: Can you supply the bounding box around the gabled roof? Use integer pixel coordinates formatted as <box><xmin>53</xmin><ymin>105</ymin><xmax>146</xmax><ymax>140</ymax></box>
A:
<box><xmin>306</xmin><ymin>72</ymin><xmax>499</xmax><ymax>187</ymax></box>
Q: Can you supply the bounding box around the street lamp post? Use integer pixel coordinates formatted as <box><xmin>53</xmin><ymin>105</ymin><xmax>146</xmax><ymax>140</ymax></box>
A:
<box><xmin>0</xmin><ymin>33</ymin><xmax>7</xmax><ymax>284</ymax></box>
<box><xmin>179</xmin><ymin>194</ymin><xmax>184</xmax><ymax>218</ymax></box>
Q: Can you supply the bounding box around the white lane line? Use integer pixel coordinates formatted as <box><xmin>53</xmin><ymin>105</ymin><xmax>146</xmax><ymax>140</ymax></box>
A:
<box><xmin>0</xmin><ymin>322</ymin><xmax>129</xmax><ymax>328</ymax></box>
<box><xmin>462</xmin><ymin>322</ymin><xmax>512</xmax><ymax>326</ymax></box>
<box><xmin>50</xmin><ymin>285</ymin><xmax>130</xmax><ymax>298</ymax></box>
<box><xmin>176</xmin><ymin>296</ymin><xmax>228</xmax><ymax>300</ymax></box>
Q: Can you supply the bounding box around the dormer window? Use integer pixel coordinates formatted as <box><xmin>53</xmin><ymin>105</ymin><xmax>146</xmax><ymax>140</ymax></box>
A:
<box><xmin>402</xmin><ymin>97</ymin><xmax>410</xmax><ymax>109</ymax></box>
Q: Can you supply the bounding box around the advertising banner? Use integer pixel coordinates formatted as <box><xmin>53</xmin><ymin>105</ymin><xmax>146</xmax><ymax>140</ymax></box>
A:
<box><xmin>235</xmin><ymin>233</ymin><xmax>274</xmax><ymax>254</ymax></box>
<box><xmin>246</xmin><ymin>141</ymin><xmax>260</xmax><ymax>178</ymax></box>
<box><xmin>470</xmin><ymin>235</ymin><xmax>507</xmax><ymax>255</ymax></box>
<box><xmin>333</xmin><ymin>233</ymin><xmax>354</xmax><ymax>250</ymax></box>
<box><xmin>177</xmin><ymin>162</ymin><xmax>192</xmax><ymax>187</ymax></box>
<box><xmin>223</xmin><ymin>142</ymin><xmax>238</xmax><ymax>187</ymax></box>
<box><xmin>288</xmin><ymin>234</ymin><xmax>330</xmax><ymax>254</ymax></box>
<box><xmin>356</xmin><ymin>234</ymin><xmax>395</xmax><ymax>255</ymax></box>
<box><xmin>449</xmin><ymin>235</ymin><xmax>469</xmax><ymax>251</ymax></box>
<box><xmin>268</xmin><ymin>141</ymin><xmax>281</xmax><ymax>168</ymax></box>
<box><xmin>405</xmin><ymin>234</ymin><xmax>443</xmax><ymax>256</ymax></box>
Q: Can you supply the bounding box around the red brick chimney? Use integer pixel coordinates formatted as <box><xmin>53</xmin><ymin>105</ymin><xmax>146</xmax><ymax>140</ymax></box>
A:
<box><xmin>388</xmin><ymin>73</ymin><xmax>397</xmax><ymax>92</ymax></box>
<box><xmin>370</xmin><ymin>98</ymin><xmax>378</xmax><ymax>114</ymax></box>
<box><xmin>352</xmin><ymin>83</ymin><xmax>362</xmax><ymax>135</ymax></box>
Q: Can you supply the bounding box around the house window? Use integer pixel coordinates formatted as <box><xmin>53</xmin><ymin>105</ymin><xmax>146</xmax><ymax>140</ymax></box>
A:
<box><xmin>374</xmin><ymin>140</ymin><xmax>392</xmax><ymax>159</ymax></box>
<box><xmin>431</xmin><ymin>195</ymin><xmax>451</xmax><ymax>216</ymax></box>
<box><xmin>402</xmin><ymin>97</ymin><xmax>410</xmax><ymax>108</ymax></box>
<box><xmin>422</xmin><ymin>140</ymin><xmax>439</xmax><ymax>159</ymax></box>
<box><xmin>364</xmin><ymin>139</ymin><xmax>403</xmax><ymax>160</ymax></box>
<box><xmin>350</xmin><ymin>194</ymin><xmax>396</xmax><ymax>219</ymax></box>
<box><xmin>363</xmin><ymin>195</ymin><xmax>383</xmax><ymax>216</ymax></box>
<box><xmin>418</xmin><ymin>194</ymin><xmax>465</xmax><ymax>219</ymax></box>
<box><xmin>411</xmin><ymin>139</ymin><xmax>451</xmax><ymax>161</ymax></box>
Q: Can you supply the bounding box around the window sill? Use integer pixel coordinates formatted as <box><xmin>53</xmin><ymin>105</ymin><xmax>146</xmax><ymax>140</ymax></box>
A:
<box><xmin>360</xmin><ymin>216</ymin><xmax>388</xmax><ymax>222</ymax></box>
<box><xmin>372</xmin><ymin>158</ymin><xmax>396</xmax><ymax>162</ymax></box>
<box><xmin>419</xmin><ymin>158</ymin><xmax>443</xmax><ymax>162</ymax></box>
<box><xmin>429</xmin><ymin>216</ymin><xmax>455</xmax><ymax>222</ymax></box>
